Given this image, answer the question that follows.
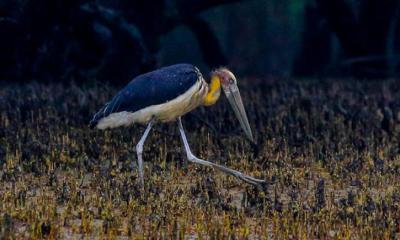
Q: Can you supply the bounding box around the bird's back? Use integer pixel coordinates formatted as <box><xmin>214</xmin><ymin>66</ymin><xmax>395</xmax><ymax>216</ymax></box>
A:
<box><xmin>90</xmin><ymin>64</ymin><xmax>202</xmax><ymax>128</ymax></box>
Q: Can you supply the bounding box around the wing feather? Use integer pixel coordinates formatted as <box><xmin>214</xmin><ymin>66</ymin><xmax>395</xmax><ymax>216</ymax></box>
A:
<box><xmin>89</xmin><ymin>64</ymin><xmax>200</xmax><ymax>128</ymax></box>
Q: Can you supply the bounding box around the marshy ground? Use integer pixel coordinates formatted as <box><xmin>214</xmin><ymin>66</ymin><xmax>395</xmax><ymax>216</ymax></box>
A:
<box><xmin>1</xmin><ymin>79</ymin><xmax>400</xmax><ymax>239</ymax></box>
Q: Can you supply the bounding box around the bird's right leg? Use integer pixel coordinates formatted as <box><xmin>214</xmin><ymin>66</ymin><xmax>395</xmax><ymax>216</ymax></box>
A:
<box><xmin>177</xmin><ymin>117</ymin><xmax>265</xmax><ymax>186</ymax></box>
<box><xmin>136</xmin><ymin>119</ymin><xmax>155</xmax><ymax>187</ymax></box>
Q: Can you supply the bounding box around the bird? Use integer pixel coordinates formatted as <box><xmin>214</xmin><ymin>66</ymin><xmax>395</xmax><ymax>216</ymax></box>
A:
<box><xmin>89</xmin><ymin>63</ymin><xmax>265</xmax><ymax>186</ymax></box>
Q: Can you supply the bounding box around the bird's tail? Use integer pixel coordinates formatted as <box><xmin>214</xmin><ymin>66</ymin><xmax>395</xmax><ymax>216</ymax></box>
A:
<box><xmin>89</xmin><ymin>108</ymin><xmax>105</xmax><ymax>129</ymax></box>
<box><xmin>88</xmin><ymin>118</ymin><xmax>98</xmax><ymax>129</ymax></box>
<box><xmin>89</xmin><ymin>101</ymin><xmax>112</xmax><ymax>129</ymax></box>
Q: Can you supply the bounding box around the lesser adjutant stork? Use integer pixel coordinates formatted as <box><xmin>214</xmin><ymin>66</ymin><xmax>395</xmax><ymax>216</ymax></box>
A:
<box><xmin>90</xmin><ymin>64</ymin><xmax>264</xmax><ymax>186</ymax></box>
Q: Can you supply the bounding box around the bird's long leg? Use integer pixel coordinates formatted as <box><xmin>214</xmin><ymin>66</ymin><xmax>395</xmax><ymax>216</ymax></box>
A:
<box><xmin>136</xmin><ymin>119</ymin><xmax>155</xmax><ymax>187</ymax></box>
<box><xmin>177</xmin><ymin>117</ymin><xmax>265</xmax><ymax>186</ymax></box>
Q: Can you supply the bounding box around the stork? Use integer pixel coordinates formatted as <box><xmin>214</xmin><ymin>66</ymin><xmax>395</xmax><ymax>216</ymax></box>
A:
<box><xmin>90</xmin><ymin>64</ymin><xmax>264</xmax><ymax>186</ymax></box>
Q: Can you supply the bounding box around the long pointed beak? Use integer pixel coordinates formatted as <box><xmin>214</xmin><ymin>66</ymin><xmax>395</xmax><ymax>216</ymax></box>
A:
<box><xmin>223</xmin><ymin>83</ymin><xmax>254</xmax><ymax>142</ymax></box>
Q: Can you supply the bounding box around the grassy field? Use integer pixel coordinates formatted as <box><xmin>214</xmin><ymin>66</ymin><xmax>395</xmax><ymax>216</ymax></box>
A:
<box><xmin>1</xmin><ymin>79</ymin><xmax>400</xmax><ymax>239</ymax></box>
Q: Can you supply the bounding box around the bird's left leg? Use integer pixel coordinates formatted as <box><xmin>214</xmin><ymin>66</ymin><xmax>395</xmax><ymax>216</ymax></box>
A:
<box><xmin>136</xmin><ymin>119</ymin><xmax>155</xmax><ymax>187</ymax></box>
<box><xmin>177</xmin><ymin>117</ymin><xmax>265</xmax><ymax>186</ymax></box>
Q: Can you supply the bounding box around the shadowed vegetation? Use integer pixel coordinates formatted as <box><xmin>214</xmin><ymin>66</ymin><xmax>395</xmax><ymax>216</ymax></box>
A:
<box><xmin>1</xmin><ymin>79</ymin><xmax>400</xmax><ymax>238</ymax></box>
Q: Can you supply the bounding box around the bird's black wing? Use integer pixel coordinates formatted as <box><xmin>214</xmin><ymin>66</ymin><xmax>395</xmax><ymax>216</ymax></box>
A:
<box><xmin>89</xmin><ymin>64</ymin><xmax>201</xmax><ymax>127</ymax></box>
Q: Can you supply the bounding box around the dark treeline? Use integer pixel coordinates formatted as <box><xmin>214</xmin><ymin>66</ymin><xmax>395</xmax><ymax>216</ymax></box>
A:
<box><xmin>1</xmin><ymin>0</ymin><xmax>400</xmax><ymax>84</ymax></box>
<box><xmin>294</xmin><ymin>0</ymin><xmax>400</xmax><ymax>78</ymax></box>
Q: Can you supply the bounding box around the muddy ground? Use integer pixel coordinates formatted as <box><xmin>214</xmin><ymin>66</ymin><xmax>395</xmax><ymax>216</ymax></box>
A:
<box><xmin>1</xmin><ymin>79</ymin><xmax>400</xmax><ymax>239</ymax></box>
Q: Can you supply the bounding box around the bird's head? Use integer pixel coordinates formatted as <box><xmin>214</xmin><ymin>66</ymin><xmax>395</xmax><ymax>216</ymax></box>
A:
<box><xmin>207</xmin><ymin>67</ymin><xmax>254</xmax><ymax>142</ymax></box>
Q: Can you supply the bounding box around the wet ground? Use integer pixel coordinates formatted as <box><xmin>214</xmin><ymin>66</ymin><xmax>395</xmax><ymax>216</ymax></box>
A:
<box><xmin>1</xmin><ymin>78</ymin><xmax>400</xmax><ymax>238</ymax></box>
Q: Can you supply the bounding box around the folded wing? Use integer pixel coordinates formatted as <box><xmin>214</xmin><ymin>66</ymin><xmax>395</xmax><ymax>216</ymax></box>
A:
<box><xmin>89</xmin><ymin>64</ymin><xmax>200</xmax><ymax>128</ymax></box>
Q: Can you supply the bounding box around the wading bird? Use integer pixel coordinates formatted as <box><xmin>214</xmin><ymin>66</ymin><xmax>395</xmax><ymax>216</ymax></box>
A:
<box><xmin>90</xmin><ymin>64</ymin><xmax>264</xmax><ymax>186</ymax></box>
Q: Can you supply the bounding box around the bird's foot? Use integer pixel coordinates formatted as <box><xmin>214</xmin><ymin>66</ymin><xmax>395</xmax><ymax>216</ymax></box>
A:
<box><xmin>188</xmin><ymin>155</ymin><xmax>265</xmax><ymax>187</ymax></box>
<box><xmin>211</xmin><ymin>164</ymin><xmax>265</xmax><ymax>186</ymax></box>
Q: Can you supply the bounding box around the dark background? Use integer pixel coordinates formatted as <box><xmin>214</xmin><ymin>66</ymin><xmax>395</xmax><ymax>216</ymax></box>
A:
<box><xmin>1</xmin><ymin>0</ymin><xmax>400</xmax><ymax>84</ymax></box>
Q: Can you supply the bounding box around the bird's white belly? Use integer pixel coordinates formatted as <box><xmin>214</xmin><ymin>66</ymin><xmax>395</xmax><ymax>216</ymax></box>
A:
<box><xmin>96</xmin><ymin>79</ymin><xmax>207</xmax><ymax>129</ymax></box>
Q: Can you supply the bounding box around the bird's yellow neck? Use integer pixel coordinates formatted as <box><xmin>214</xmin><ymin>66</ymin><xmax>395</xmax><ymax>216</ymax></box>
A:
<box><xmin>203</xmin><ymin>75</ymin><xmax>221</xmax><ymax>106</ymax></box>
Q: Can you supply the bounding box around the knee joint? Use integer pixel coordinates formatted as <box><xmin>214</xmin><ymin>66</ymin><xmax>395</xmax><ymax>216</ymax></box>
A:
<box><xmin>136</xmin><ymin>143</ymin><xmax>143</xmax><ymax>154</ymax></box>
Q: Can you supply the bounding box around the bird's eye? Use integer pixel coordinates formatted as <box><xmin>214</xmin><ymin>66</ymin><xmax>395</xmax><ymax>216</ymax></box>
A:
<box><xmin>229</xmin><ymin>78</ymin><xmax>235</xmax><ymax>84</ymax></box>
